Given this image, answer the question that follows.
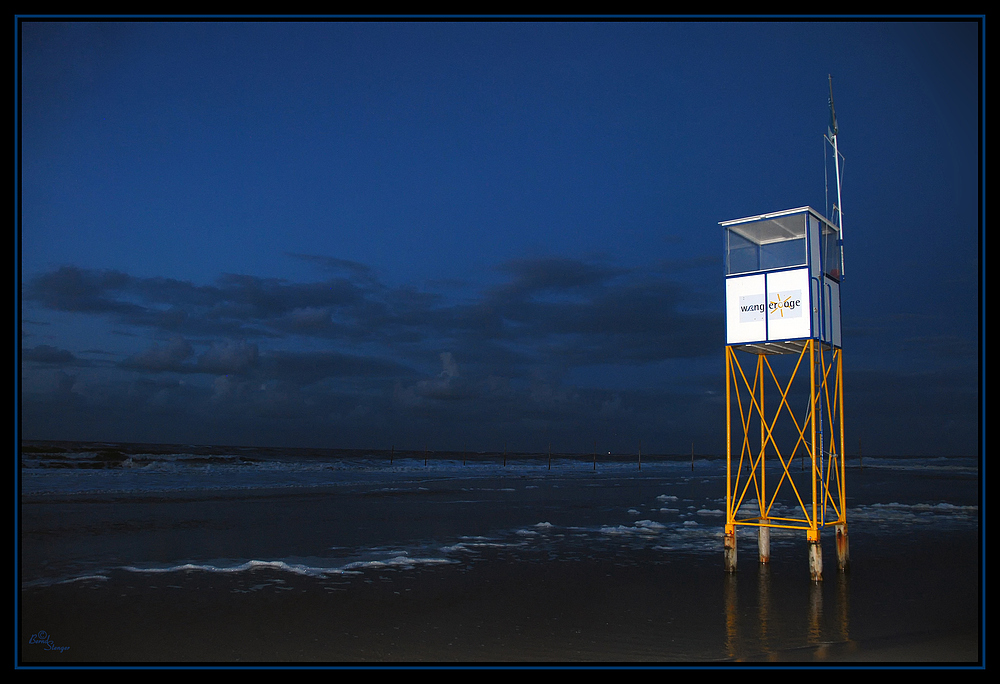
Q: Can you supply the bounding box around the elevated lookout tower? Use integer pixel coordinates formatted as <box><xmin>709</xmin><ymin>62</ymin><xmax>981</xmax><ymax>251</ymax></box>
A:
<box><xmin>719</xmin><ymin>79</ymin><xmax>849</xmax><ymax>581</ymax></box>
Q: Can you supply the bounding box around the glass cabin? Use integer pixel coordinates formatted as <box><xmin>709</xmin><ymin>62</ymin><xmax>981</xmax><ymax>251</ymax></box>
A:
<box><xmin>721</xmin><ymin>207</ymin><xmax>842</xmax><ymax>354</ymax></box>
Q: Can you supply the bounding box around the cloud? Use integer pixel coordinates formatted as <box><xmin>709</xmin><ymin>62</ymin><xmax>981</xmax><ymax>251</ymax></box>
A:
<box><xmin>415</xmin><ymin>351</ymin><xmax>465</xmax><ymax>399</ymax></box>
<box><xmin>19</xmin><ymin>257</ymin><xmax>760</xmax><ymax>450</ymax></box>
<box><xmin>394</xmin><ymin>352</ymin><xmax>469</xmax><ymax>408</ymax></box>
<box><xmin>116</xmin><ymin>337</ymin><xmax>266</xmax><ymax>377</ymax></box>
<box><xmin>196</xmin><ymin>340</ymin><xmax>259</xmax><ymax>375</ymax></box>
<box><xmin>25</xmin><ymin>266</ymin><xmax>134</xmax><ymax>314</ymax></box>
<box><xmin>494</xmin><ymin>257</ymin><xmax>627</xmax><ymax>297</ymax></box>
<box><xmin>459</xmin><ymin>265</ymin><xmax>722</xmax><ymax>366</ymax></box>
<box><xmin>21</xmin><ymin>344</ymin><xmax>80</xmax><ymax>364</ymax></box>
<box><xmin>24</xmin><ymin>265</ymin><xmax>372</xmax><ymax>339</ymax></box>
<box><xmin>260</xmin><ymin>350</ymin><xmax>414</xmax><ymax>385</ymax></box>
<box><xmin>439</xmin><ymin>351</ymin><xmax>458</xmax><ymax>380</ymax></box>
<box><xmin>25</xmin><ymin>258</ymin><xmax>723</xmax><ymax>371</ymax></box>
<box><xmin>119</xmin><ymin>337</ymin><xmax>194</xmax><ymax>372</ymax></box>
<box><xmin>286</xmin><ymin>253</ymin><xmax>380</xmax><ymax>285</ymax></box>
<box><xmin>277</xmin><ymin>307</ymin><xmax>334</xmax><ymax>333</ymax></box>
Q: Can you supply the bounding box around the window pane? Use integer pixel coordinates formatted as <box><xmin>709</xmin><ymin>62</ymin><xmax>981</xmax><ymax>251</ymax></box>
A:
<box><xmin>727</xmin><ymin>230</ymin><xmax>758</xmax><ymax>274</ymax></box>
<box><xmin>761</xmin><ymin>237</ymin><xmax>806</xmax><ymax>270</ymax></box>
<box><xmin>824</xmin><ymin>226</ymin><xmax>842</xmax><ymax>280</ymax></box>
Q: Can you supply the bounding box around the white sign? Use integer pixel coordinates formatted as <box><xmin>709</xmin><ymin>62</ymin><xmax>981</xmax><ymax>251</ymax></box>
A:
<box><xmin>766</xmin><ymin>268</ymin><xmax>811</xmax><ymax>341</ymax></box>
<box><xmin>726</xmin><ymin>268</ymin><xmax>812</xmax><ymax>345</ymax></box>
<box><xmin>726</xmin><ymin>274</ymin><xmax>765</xmax><ymax>345</ymax></box>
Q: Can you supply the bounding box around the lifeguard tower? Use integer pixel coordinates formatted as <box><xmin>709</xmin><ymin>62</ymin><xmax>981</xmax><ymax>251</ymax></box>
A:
<box><xmin>719</xmin><ymin>79</ymin><xmax>848</xmax><ymax>580</ymax></box>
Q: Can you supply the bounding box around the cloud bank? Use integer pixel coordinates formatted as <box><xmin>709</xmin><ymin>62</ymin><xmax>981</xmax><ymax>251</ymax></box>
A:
<box><xmin>20</xmin><ymin>254</ymin><xmax>976</xmax><ymax>456</ymax></box>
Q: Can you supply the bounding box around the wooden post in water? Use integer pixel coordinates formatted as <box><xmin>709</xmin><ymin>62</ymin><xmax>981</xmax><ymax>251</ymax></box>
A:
<box><xmin>424</xmin><ymin>446</ymin><xmax>428</xmax><ymax>466</ymax></box>
<box><xmin>390</xmin><ymin>445</ymin><xmax>394</xmax><ymax>465</ymax></box>
<box><xmin>593</xmin><ymin>440</ymin><xmax>597</xmax><ymax>471</ymax></box>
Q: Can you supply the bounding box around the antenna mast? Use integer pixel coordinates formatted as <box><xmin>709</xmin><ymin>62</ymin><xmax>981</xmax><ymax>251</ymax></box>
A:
<box><xmin>826</xmin><ymin>75</ymin><xmax>846</xmax><ymax>281</ymax></box>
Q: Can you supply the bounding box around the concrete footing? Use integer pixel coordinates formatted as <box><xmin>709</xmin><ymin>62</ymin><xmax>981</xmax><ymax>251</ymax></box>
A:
<box><xmin>808</xmin><ymin>538</ymin><xmax>823</xmax><ymax>582</ymax></box>
<box><xmin>724</xmin><ymin>525</ymin><xmax>737</xmax><ymax>573</ymax></box>
<box><xmin>725</xmin><ymin>521</ymin><xmax>845</xmax><ymax>581</ymax></box>
<box><xmin>836</xmin><ymin>523</ymin><xmax>850</xmax><ymax>572</ymax></box>
<box><xmin>757</xmin><ymin>524</ymin><xmax>770</xmax><ymax>564</ymax></box>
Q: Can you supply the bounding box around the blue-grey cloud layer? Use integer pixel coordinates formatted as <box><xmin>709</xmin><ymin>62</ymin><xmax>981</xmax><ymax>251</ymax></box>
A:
<box><xmin>21</xmin><ymin>257</ymin><xmax>728</xmax><ymax>452</ymax></box>
<box><xmin>20</xmin><ymin>252</ymin><xmax>978</xmax><ymax>456</ymax></box>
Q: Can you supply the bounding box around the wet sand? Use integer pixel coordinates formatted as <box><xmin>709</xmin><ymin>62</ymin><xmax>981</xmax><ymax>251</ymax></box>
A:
<box><xmin>20</xmin><ymin>529</ymin><xmax>979</xmax><ymax>665</ymax></box>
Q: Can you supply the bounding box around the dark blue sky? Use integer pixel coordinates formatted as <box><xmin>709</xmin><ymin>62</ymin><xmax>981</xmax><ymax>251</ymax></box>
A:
<box><xmin>18</xmin><ymin>19</ymin><xmax>981</xmax><ymax>456</ymax></box>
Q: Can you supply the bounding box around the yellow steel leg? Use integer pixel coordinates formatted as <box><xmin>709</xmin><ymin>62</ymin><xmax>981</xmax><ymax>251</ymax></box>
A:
<box><xmin>725</xmin><ymin>342</ymin><xmax>844</xmax><ymax>580</ymax></box>
<box><xmin>725</xmin><ymin>348</ymin><xmax>735</xmax><ymax>572</ymax></box>
<box><xmin>758</xmin><ymin>355</ymin><xmax>769</xmax><ymax>563</ymax></box>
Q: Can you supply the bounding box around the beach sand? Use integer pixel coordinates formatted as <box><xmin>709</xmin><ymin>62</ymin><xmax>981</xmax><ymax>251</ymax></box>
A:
<box><xmin>20</xmin><ymin>524</ymin><xmax>979</xmax><ymax>664</ymax></box>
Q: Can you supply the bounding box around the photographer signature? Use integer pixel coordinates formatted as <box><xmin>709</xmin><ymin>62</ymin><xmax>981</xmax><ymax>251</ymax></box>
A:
<box><xmin>29</xmin><ymin>630</ymin><xmax>70</xmax><ymax>653</ymax></box>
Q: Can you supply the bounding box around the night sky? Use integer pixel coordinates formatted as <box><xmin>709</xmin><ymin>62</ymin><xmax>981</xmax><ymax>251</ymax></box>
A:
<box><xmin>18</xmin><ymin>19</ymin><xmax>981</xmax><ymax>457</ymax></box>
